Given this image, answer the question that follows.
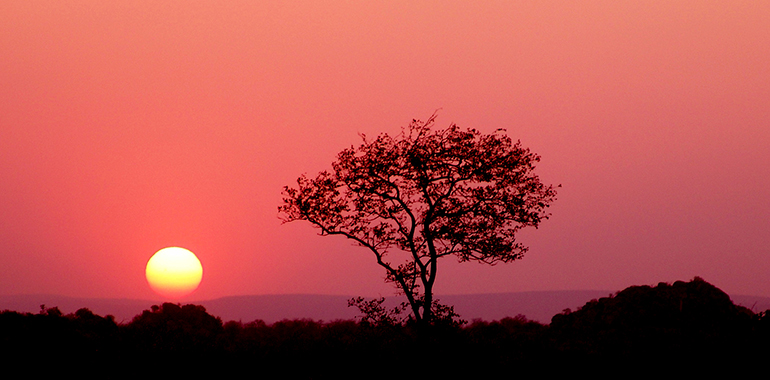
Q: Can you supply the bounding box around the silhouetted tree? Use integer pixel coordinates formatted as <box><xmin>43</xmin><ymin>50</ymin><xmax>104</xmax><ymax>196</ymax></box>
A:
<box><xmin>463</xmin><ymin>315</ymin><xmax>548</xmax><ymax>365</ymax></box>
<box><xmin>281</xmin><ymin>114</ymin><xmax>558</xmax><ymax>325</ymax></box>
<box><xmin>548</xmin><ymin>277</ymin><xmax>756</xmax><ymax>360</ymax></box>
<box><xmin>68</xmin><ymin>308</ymin><xmax>119</xmax><ymax>354</ymax></box>
<box><xmin>125</xmin><ymin>303</ymin><xmax>223</xmax><ymax>353</ymax></box>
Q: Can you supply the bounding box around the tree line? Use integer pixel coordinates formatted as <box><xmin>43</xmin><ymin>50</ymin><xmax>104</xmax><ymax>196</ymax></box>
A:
<box><xmin>2</xmin><ymin>278</ymin><xmax>768</xmax><ymax>372</ymax></box>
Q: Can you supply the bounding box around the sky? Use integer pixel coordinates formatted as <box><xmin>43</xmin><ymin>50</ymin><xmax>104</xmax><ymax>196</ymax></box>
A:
<box><xmin>1</xmin><ymin>1</ymin><xmax>768</xmax><ymax>302</ymax></box>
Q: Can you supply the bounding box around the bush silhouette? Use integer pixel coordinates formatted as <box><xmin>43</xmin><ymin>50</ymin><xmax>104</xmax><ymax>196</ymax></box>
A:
<box><xmin>549</xmin><ymin>277</ymin><xmax>755</xmax><ymax>360</ymax></box>
<box><xmin>124</xmin><ymin>303</ymin><xmax>223</xmax><ymax>353</ymax></box>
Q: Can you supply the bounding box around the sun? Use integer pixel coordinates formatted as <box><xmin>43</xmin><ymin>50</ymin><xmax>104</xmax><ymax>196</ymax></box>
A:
<box><xmin>145</xmin><ymin>247</ymin><xmax>203</xmax><ymax>298</ymax></box>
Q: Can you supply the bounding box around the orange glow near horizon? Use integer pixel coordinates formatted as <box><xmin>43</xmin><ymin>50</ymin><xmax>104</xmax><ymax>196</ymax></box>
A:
<box><xmin>146</xmin><ymin>247</ymin><xmax>203</xmax><ymax>299</ymax></box>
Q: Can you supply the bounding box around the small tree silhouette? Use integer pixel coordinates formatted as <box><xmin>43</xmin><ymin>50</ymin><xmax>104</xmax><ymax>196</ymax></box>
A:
<box><xmin>126</xmin><ymin>303</ymin><xmax>223</xmax><ymax>352</ymax></box>
<box><xmin>348</xmin><ymin>297</ymin><xmax>407</xmax><ymax>327</ymax></box>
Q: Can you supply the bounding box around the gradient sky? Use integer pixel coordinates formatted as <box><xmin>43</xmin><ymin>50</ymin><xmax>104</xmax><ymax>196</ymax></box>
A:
<box><xmin>1</xmin><ymin>1</ymin><xmax>768</xmax><ymax>302</ymax></box>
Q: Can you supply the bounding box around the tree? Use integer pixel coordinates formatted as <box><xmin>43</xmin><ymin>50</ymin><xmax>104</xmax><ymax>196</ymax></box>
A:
<box><xmin>280</xmin><ymin>114</ymin><xmax>558</xmax><ymax>326</ymax></box>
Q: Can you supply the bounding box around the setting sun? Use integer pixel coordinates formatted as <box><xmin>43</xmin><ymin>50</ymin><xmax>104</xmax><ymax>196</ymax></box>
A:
<box><xmin>145</xmin><ymin>247</ymin><xmax>203</xmax><ymax>298</ymax></box>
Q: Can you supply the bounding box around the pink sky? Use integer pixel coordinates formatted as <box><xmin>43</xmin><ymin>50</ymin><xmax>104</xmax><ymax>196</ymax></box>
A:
<box><xmin>1</xmin><ymin>1</ymin><xmax>768</xmax><ymax>302</ymax></box>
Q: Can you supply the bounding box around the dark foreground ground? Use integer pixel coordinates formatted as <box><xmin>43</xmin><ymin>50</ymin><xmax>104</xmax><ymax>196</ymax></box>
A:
<box><xmin>2</xmin><ymin>278</ymin><xmax>769</xmax><ymax>375</ymax></box>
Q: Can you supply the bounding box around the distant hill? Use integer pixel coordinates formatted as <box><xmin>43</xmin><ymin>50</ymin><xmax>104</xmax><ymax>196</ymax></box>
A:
<box><xmin>2</xmin><ymin>291</ymin><xmax>769</xmax><ymax>324</ymax></box>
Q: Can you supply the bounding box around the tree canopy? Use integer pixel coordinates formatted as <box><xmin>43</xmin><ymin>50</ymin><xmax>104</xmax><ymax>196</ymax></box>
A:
<box><xmin>280</xmin><ymin>114</ymin><xmax>558</xmax><ymax>325</ymax></box>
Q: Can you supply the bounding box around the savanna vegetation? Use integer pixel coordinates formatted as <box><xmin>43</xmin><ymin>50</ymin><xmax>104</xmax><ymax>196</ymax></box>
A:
<box><xmin>2</xmin><ymin>278</ymin><xmax>768</xmax><ymax>373</ymax></box>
